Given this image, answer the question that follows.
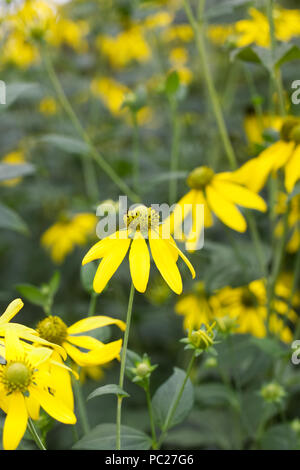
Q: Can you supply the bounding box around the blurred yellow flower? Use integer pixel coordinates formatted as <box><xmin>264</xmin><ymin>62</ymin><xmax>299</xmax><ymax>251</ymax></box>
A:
<box><xmin>232</xmin><ymin>117</ymin><xmax>300</xmax><ymax>193</ymax></box>
<box><xmin>212</xmin><ymin>279</ymin><xmax>297</xmax><ymax>343</ymax></box>
<box><xmin>0</xmin><ymin>330</ymin><xmax>76</xmax><ymax>450</ymax></box>
<box><xmin>82</xmin><ymin>204</ymin><xmax>195</xmax><ymax>295</ymax></box>
<box><xmin>41</xmin><ymin>213</ymin><xmax>97</xmax><ymax>264</ymax></box>
<box><xmin>91</xmin><ymin>77</ymin><xmax>129</xmax><ymax>116</ymax></box>
<box><xmin>36</xmin><ymin>314</ymin><xmax>125</xmax><ymax>367</ymax></box>
<box><xmin>163</xmin><ymin>24</ymin><xmax>194</xmax><ymax>43</ymax></box>
<box><xmin>38</xmin><ymin>96</ymin><xmax>58</xmax><ymax>115</ymax></box>
<box><xmin>243</xmin><ymin>112</ymin><xmax>283</xmax><ymax>146</ymax></box>
<box><xmin>175</xmin><ymin>281</ymin><xmax>213</xmax><ymax>331</ymax></box>
<box><xmin>275</xmin><ymin>193</ymin><xmax>300</xmax><ymax>253</ymax></box>
<box><xmin>97</xmin><ymin>25</ymin><xmax>151</xmax><ymax>69</ymax></box>
<box><xmin>143</xmin><ymin>11</ymin><xmax>174</xmax><ymax>30</ymax></box>
<box><xmin>1</xmin><ymin>150</ymin><xmax>25</xmax><ymax>187</ymax></box>
<box><xmin>168</xmin><ymin>166</ymin><xmax>267</xmax><ymax>250</ymax></box>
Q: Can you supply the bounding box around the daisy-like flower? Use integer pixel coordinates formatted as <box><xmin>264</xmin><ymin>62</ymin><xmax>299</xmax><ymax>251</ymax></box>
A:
<box><xmin>1</xmin><ymin>150</ymin><xmax>26</xmax><ymax>187</ymax></box>
<box><xmin>168</xmin><ymin>166</ymin><xmax>267</xmax><ymax>250</ymax></box>
<box><xmin>82</xmin><ymin>204</ymin><xmax>195</xmax><ymax>295</ymax></box>
<box><xmin>0</xmin><ymin>329</ymin><xmax>76</xmax><ymax>450</ymax></box>
<box><xmin>232</xmin><ymin>117</ymin><xmax>300</xmax><ymax>193</ymax></box>
<box><xmin>275</xmin><ymin>192</ymin><xmax>300</xmax><ymax>253</ymax></box>
<box><xmin>243</xmin><ymin>111</ymin><xmax>283</xmax><ymax>147</ymax></box>
<box><xmin>211</xmin><ymin>279</ymin><xmax>297</xmax><ymax>343</ymax></box>
<box><xmin>175</xmin><ymin>281</ymin><xmax>213</xmax><ymax>331</ymax></box>
<box><xmin>36</xmin><ymin>314</ymin><xmax>125</xmax><ymax>367</ymax></box>
<box><xmin>0</xmin><ymin>299</ymin><xmax>65</xmax><ymax>356</ymax></box>
<box><xmin>41</xmin><ymin>213</ymin><xmax>97</xmax><ymax>264</ymax></box>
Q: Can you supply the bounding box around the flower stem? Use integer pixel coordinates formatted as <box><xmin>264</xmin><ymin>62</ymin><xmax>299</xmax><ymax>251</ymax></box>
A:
<box><xmin>131</xmin><ymin>110</ymin><xmax>140</xmax><ymax>196</ymax></box>
<box><xmin>73</xmin><ymin>372</ymin><xmax>90</xmax><ymax>435</ymax></box>
<box><xmin>88</xmin><ymin>292</ymin><xmax>98</xmax><ymax>317</ymax></box>
<box><xmin>116</xmin><ymin>282</ymin><xmax>135</xmax><ymax>450</ymax></box>
<box><xmin>157</xmin><ymin>351</ymin><xmax>196</xmax><ymax>449</ymax></box>
<box><xmin>27</xmin><ymin>418</ymin><xmax>46</xmax><ymax>450</ymax></box>
<box><xmin>183</xmin><ymin>0</ymin><xmax>237</xmax><ymax>170</ymax></box>
<box><xmin>168</xmin><ymin>98</ymin><xmax>181</xmax><ymax>205</ymax></box>
<box><xmin>42</xmin><ymin>47</ymin><xmax>139</xmax><ymax>203</ymax></box>
<box><xmin>145</xmin><ymin>385</ymin><xmax>158</xmax><ymax>449</ymax></box>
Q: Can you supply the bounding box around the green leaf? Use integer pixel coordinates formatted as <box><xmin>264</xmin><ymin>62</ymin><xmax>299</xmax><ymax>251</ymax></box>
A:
<box><xmin>0</xmin><ymin>163</ymin><xmax>35</xmax><ymax>182</ymax></box>
<box><xmin>0</xmin><ymin>203</ymin><xmax>28</xmax><ymax>235</ymax></box>
<box><xmin>195</xmin><ymin>383</ymin><xmax>239</xmax><ymax>409</ymax></box>
<box><xmin>0</xmin><ymin>82</ymin><xmax>38</xmax><ymax>110</ymax></box>
<box><xmin>72</xmin><ymin>424</ymin><xmax>151</xmax><ymax>450</ymax></box>
<box><xmin>261</xmin><ymin>424</ymin><xmax>299</xmax><ymax>450</ymax></box>
<box><xmin>47</xmin><ymin>271</ymin><xmax>61</xmax><ymax>297</ymax></box>
<box><xmin>231</xmin><ymin>43</ymin><xmax>300</xmax><ymax>71</ymax></box>
<box><xmin>15</xmin><ymin>284</ymin><xmax>47</xmax><ymax>307</ymax></box>
<box><xmin>87</xmin><ymin>384</ymin><xmax>129</xmax><ymax>401</ymax></box>
<box><xmin>249</xmin><ymin>337</ymin><xmax>287</xmax><ymax>358</ymax></box>
<box><xmin>80</xmin><ymin>263</ymin><xmax>97</xmax><ymax>293</ymax></box>
<box><xmin>39</xmin><ymin>134</ymin><xmax>89</xmax><ymax>155</ymax></box>
<box><xmin>152</xmin><ymin>367</ymin><xmax>194</xmax><ymax>431</ymax></box>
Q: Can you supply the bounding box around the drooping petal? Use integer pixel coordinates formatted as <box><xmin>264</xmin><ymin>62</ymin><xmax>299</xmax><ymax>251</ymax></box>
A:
<box><xmin>67</xmin><ymin>335</ymin><xmax>104</xmax><ymax>351</ymax></box>
<box><xmin>167</xmin><ymin>237</ymin><xmax>196</xmax><ymax>278</ymax></box>
<box><xmin>63</xmin><ymin>339</ymin><xmax>122</xmax><ymax>366</ymax></box>
<box><xmin>206</xmin><ymin>184</ymin><xmax>247</xmax><ymax>232</ymax></box>
<box><xmin>82</xmin><ymin>232</ymin><xmax>125</xmax><ymax>265</ymax></box>
<box><xmin>3</xmin><ymin>393</ymin><xmax>28</xmax><ymax>450</ymax></box>
<box><xmin>30</xmin><ymin>386</ymin><xmax>76</xmax><ymax>424</ymax></box>
<box><xmin>129</xmin><ymin>232</ymin><xmax>150</xmax><ymax>293</ymax></box>
<box><xmin>25</xmin><ymin>392</ymin><xmax>40</xmax><ymax>421</ymax></box>
<box><xmin>4</xmin><ymin>328</ymin><xmax>24</xmax><ymax>360</ymax></box>
<box><xmin>149</xmin><ymin>231</ymin><xmax>183</xmax><ymax>294</ymax></box>
<box><xmin>213</xmin><ymin>180</ymin><xmax>267</xmax><ymax>212</ymax></box>
<box><xmin>284</xmin><ymin>145</ymin><xmax>300</xmax><ymax>193</ymax></box>
<box><xmin>26</xmin><ymin>346</ymin><xmax>53</xmax><ymax>367</ymax></box>
<box><xmin>67</xmin><ymin>316</ymin><xmax>125</xmax><ymax>335</ymax></box>
<box><xmin>0</xmin><ymin>298</ymin><xmax>24</xmax><ymax>324</ymax></box>
<box><xmin>92</xmin><ymin>238</ymin><xmax>131</xmax><ymax>293</ymax></box>
<box><xmin>185</xmin><ymin>191</ymin><xmax>206</xmax><ymax>251</ymax></box>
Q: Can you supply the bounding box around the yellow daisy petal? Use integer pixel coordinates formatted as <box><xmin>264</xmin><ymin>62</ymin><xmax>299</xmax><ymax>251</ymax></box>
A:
<box><xmin>206</xmin><ymin>184</ymin><xmax>247</xmax><ymax>232</ymax></box>
<box><xmin>0</xmin><ymin>298</ymin><xmax>24</xmax><ymax>324</ymax></box>
<box><xmin>285</xmin><ymin>145</ymin><xmax>300</xmax><ymax>193</ymax></box>
<box><xmin>129</xmin><ymin>232</ymin><xmax>150</xmax><ymax>293</ymax></box>
<box><xmin>30</xmin><ymin>386</ymin><xmax>76</xmax><ymax>425</ymax></box>
<box><xmin>3</xmin><ymin>392</ymin><xmax>28</xmax><ymax>450</ymax></box>
<box><xmin>67</xmin><ymin>316</ymin><xmax>125</xmax><ymax>335</ymax></box>
<box><xmin>213</xmin><ymin>180</ymin><xmax>267</xmax><ymax>212</ymax></box>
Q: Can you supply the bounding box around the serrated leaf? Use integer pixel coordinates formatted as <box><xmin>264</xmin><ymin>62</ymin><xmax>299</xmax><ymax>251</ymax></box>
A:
<box><xmin>0</xmin><ymin>163</ymin><xmax>35</xmax><ymax>182</ymax></box>
<box><xmin>87</xmin><ymin>384</ymin><xmax>129</xmax><ymax>401</ymax></box>
<box><xmin>72</xmin><ymin>423</ymin><xmax>151</xmax><ymax>450</ymax></box>
<box><xmin>0</xmin><ymin>203</ymin><xmax>28</xmax><ymax>235</ymax></box>
<box><xmin>152</xmin><ymin>367</ymin><xmax>194</xmax><ymax>431</ymax></box>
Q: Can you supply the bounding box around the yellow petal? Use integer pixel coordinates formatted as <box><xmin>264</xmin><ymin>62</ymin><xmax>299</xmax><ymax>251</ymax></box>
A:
<box><xmin>25</xmin><ymin>393</ymin><xmax>40</xmax><ymax>421</ymax></box>
<box><xmin>93</xmin><ymin>238</ymin><xmax>131</xmax><ymax>293</ymax></box>
<box><xmin>285</xmin><ymin>145</ymin><xmax>300</xmax><ymax>193</ymax></box>
<box><xmin>165</xmin><ymin>190</ymin><xmax>194</xmax><ymax>237</ymax></box>
<box><xmin>206</xmin><ymin>185</ymin><xmax>247</xmax><ymax>232</ymax></box>
<box><xmin>3</xmin><ymin>393</ymin><xmax>28</xmax><ymax>450</ymax></box>
<box><xmin>0</xmin><ymin>298</ymin><xmax>24</xmax><ymax>324</ymax></box>
<box><xmin>26</xmin><ymin>346</ymin><xmax>53</xmax><ymax>367</ymax></box>
<box><xmin>129</xmin><ymin>232</ymin><xmax>150</xmax><ymax>292</ymax></box>
<box><xmin>64</xmin><ymin>339</ymin><xmax>122</xmax><ymax>366</ymax></box>
<box><xmin>82</xmin><ymin>232</ymin><xmax>125</xmax><ymax>265</ymax></box>
<box><xmin>213</xmin><ymin>180</ymin><xmax>267</xmax><ymax>212</ymax></box>
<box><xmin>67</xmin><ymin>335</ymin><xmax>104</xmax><ymax>351</ymax></box>
<box><xmin>149</xmin><ymin>231</ymin><xmax>183</xmax><ymax>294</ymax></box>
<box><xmin>168</xmin><ymin>237</ymin><xmax>196</xmax><ymax>278</ymax></box>
<box><xmin>30</xmin><ymin>386</ymin><xmax>76</xmax><ymax>424</ymax></box>
<box><xmin>67</xmin><ymin>315</ymin><xmax>125</xmax><ymax>335</ymax></box>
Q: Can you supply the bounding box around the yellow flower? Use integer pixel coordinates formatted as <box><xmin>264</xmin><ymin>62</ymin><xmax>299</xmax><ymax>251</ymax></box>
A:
<box><xmin>82</xmin><ymin>204</ymin><xmax>195</xmax><ymax>295</ymax></box>
<box><xmin>38</xmin><ymin>96</ymin><xmax>58</xmax><ymax>115</ymax></box>
<box><xmin>0</xmin><ymin>329</ymin><xmax>76</xmax><ymax>450</ymax></box>
<box><xmin>168</xmin><ymin>166</ymin><xmax>267</xmax><ymax>250</ymax></box>
<box><xmin>1</xmin><ymin>31</ymin><xmax>38</xmax><ymax>68</ymax></box>
<box><xmin>1</xmin><ymin>150</ymin><xmax>25</xmax><ymax>187</ymax></box>
<box><xmin>163</xmin><ymin>24</ymin><xmax>194</xmax><ymax>43</ymax></box>
<box><xmin>275</xmin><ymin>193</ymin><xmax>300</xmax><ymax>253</ymax></box>
<box><xmin>143</xmin><ymin>11</ymin><xmax>174</xmax><ymax>30</ymax></box>
<box><xmin>41</xmin><ymin>213</ymin><xmax>97</xmax><ymax>264</ymax></box>
<box><xmin>232</xmin><ymin>117</ymin><xmax>300</xmax><ymax>193</ymax></box>
<box><xmin>207</xmin><ymin>24</ymin><xmax>235</xmax><ymax>46</ymax></box>
<box><xmin>36</xmin><ymin>314</ymin><xmax>125</xmax><ymax>367</ymax></box>
<box><xmin>97</xmin><ymin>26</ymin><xmax>151</xmax><ymax>69</ymax></box>
<box><xmin>243</xmin><ymin>111</ymin><xmax>283</xmax><ymax>146</ymax></box>
<box><xmin>175</xmin><ymin>281</ymin><xmax>213</xmax><ymax>331</ymax></box>
<box><xmin>91</xmin><ymin>77</ymin><xmax>129</xmax><ymax>117</ymax></box>
<box><xmin>211</xmin><ymin>279</ymin><xmax>296</xmax><ymax>343</ymax></box>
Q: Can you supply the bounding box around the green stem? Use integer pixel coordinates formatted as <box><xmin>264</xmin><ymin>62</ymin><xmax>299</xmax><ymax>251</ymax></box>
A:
<box><xmin>266</xmin><ymin>0</ymin><xmax>286</xmax><ymax>117</ymax></box>
<box><xmin>116</xmin><ymin>283</ymin><xmax>135</xmax><ymax>450</ymax></box>
<box><xmin>88</xmin><ymin>292</ymin><xmax>98</xmax><ymax>317</ymax></box>
<box><xmin>73</xmin><ymin>373</ymin><xmax>90</xmax><ymax>435</ymax></box>
<box><xmin>183</xmin><ymin>0</ymin><xmax>237</xmax><ymax>170</ymax></box>
<box><xmin>42</xmin><ymin>47</ymin><xmax>139</xmax><ymax>203</ymax></box>
<box><xmin>145</xmin><ymin>386</ymin><xmax>158</xmax><ymax>449</ymax></box>
<box><xmin>168</xmin><ymin>99</ymin><xmax>181</xmax><ymax>205</ymax></box>
<box><xmin>27</xmin><ymin>418</ymin><xmax>46</xmax><ymax>450</ymax></box>
<box><xmin>157</xmin><ymin>351</ymin><xmax>196</xmax><ymax>449</ymax></box>
<box><xmin>132</xmin><ymin>110</ymin><xmax>140</xmax><ymax>195</ymax></box>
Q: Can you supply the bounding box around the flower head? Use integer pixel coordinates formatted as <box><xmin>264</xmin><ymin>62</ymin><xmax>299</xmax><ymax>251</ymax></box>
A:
<box><xmin>36</xmin><ymin>314</ymin><xmax>125</xmax><ymax>367</ymax></box>
<box><xmin>82</xmin><ymin>204</ymin><xmax>195</xmax><ymax>295</ymax></box>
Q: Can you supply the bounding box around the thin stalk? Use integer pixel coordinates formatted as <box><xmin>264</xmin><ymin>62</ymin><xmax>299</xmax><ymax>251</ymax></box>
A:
<box><xmin>145</xmin><ymin>386</ymin><xmax>158</xmax><ymax>449</ymax></box>
<box><xmin>88</xmin><ymin>292</ymin><xmax>98</xmax><ymax>317</ymax></box>
<box><xmin>73</xmin><ymin>373</ymin><xmax>90</xmax><ymax>435</ymax></box>
<box><xmin>169</xmin><ymin>98</ymin><xmax>181</xmax><ymax>205</ymax></box>
<box><xmin>157</xmin><ymin>351</ymin><xmax>196</xmax><ymax>449</ymax></box>
<box><xmin>183</xmin><ymin>0</ymin><xmax>237</xmax><ymax>170</ymax></box>
<box><xmin>116</xmin><ymin>283</ymin><xmax>135</xmax><ymax>450</ymax></box>
<box><xmin>42</xmin><ymin>47</ymin><xmax>139</xmax><ymax>203</ymax></box>
<box><xmin>131</xmin><ymin>110</ymin><xmax>140</xmax><ymax>195</ymax></box>
<box><xmin>27</xmin><ymin>418</ymin><xmax>46</xmax><ymax>450</ymax></box>
<box><xmin>266</xmin><ymin>0</ymin><xmax>286</xmax><ymax>116</ymax></box>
